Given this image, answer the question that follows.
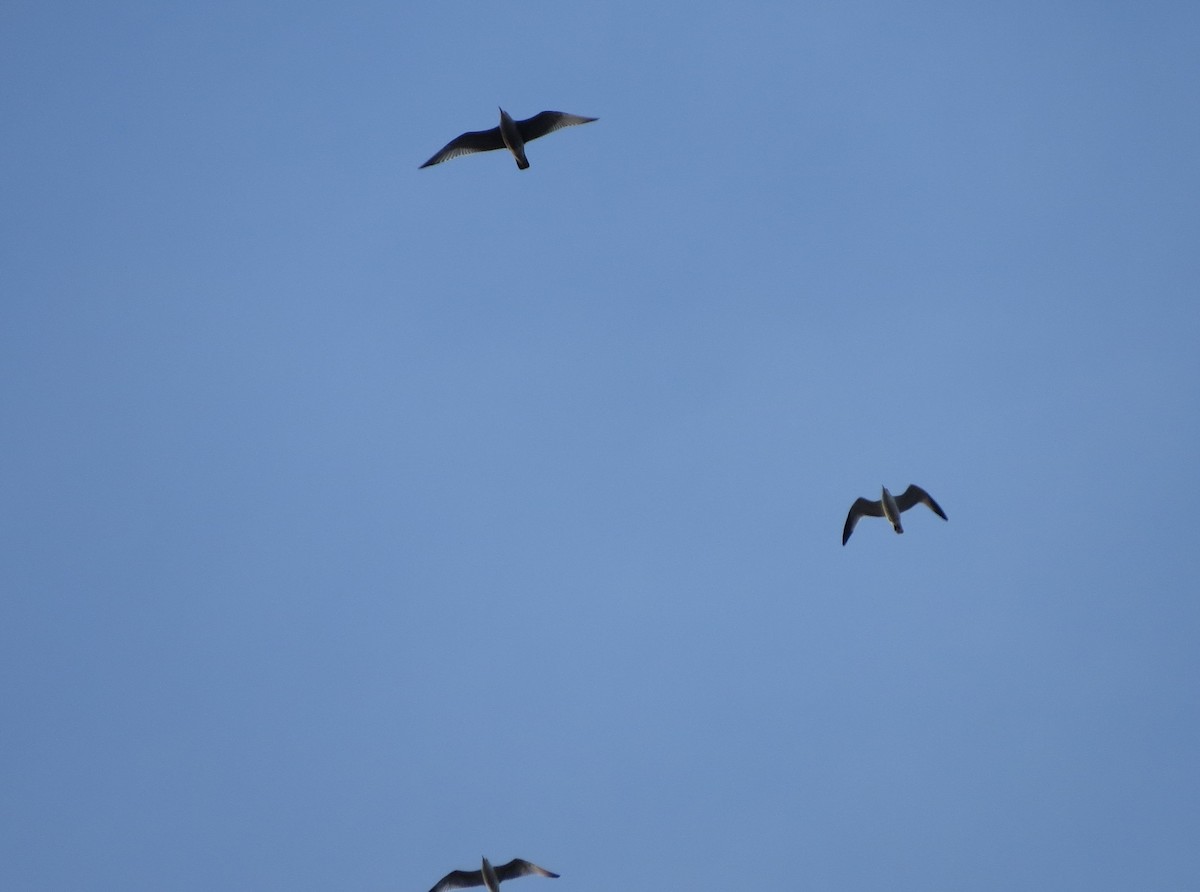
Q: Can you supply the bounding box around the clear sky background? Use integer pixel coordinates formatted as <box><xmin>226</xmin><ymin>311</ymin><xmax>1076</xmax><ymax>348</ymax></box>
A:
<box><xmin>3</xmin><ymin>2</ymin><xmax>1199</xmax><ymax>890</ymax></box>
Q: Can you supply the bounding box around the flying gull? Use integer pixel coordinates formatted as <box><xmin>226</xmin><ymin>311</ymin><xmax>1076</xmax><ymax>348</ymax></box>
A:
<box><xmin>427</xmin><ymin>858</ymin><xmax>560</xmax><ymax>892</ymax></box>
<box><xmin>842</xmin><ymin>484</ymin><xmax>948</xmax><ymax>545</ymax></box>
<box><xmin>420</xmin><ymin>108</ymin><xmax>597</xmax><ymax>169</ymax></box>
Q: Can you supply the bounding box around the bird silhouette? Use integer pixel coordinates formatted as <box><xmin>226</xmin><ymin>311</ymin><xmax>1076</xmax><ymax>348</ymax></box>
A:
<box><xmin>420</xmin><ymin>108</ymin><xmax>597</xmax><ymax>169</ymax></box>
<box><xmin>427</xmin><ymin>858</ymin><xmax>560</xmax><ymax>892</ymax></box>
<box><xmin>842</xmin><ymin>484</ymin><xmax>948</xmax><ymax>545</ymax></box>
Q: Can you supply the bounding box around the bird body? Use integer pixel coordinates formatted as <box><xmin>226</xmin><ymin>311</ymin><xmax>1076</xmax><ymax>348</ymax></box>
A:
<box><xmin>497</xmin><ymin>108</ymin><xmax>529</xmax><ymax>169</ymax></box>
<box><xmin>427</xmin><ymin>858</ymin><xmax>560</xmax><ymax>892</ymax></box>
<box><xmin>842</xmin><ymin>484</ymin><xmax>947</xmax><ymax>545</ymax></box>
<box><xmin>481</xmin><ymin>858</ymin><xmax>501</xmax><ymax>892</ymax></box>
<box><xmin>420</xmin><ymin>108</ymin><xmax>597</xmax><ymax>169</ymax></box>
<box><xmin>880</xmin><ymin>485</ymin><xmax>902</xmax><ymax>532</ymax></box>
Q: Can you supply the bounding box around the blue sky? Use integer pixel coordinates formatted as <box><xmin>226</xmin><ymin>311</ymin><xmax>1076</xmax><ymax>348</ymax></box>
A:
<box><xmin>3</xmin><ymin>2</ymin><xmax>1199</xmax><ymax>890</ymax></box>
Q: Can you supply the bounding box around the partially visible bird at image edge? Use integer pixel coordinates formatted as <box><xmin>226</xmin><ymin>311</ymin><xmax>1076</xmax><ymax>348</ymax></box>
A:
<box><xmin>427</xmin><ymin>857</ymin><xmax>560</xmax><ymax>892</ymax></box>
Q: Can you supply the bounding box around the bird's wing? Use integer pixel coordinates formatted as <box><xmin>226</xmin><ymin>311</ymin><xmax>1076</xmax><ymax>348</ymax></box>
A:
<box><xmin>516</xmin><ymin>111</ymin><xmax>598</xmax><ymax>142</ymax></box>
<box><xmin>493</xmin><ymin>860</ymin><xmax>560</xmax><ymax>882</ymax></box>
<box><xmin>842</xmin><ymin>497</ymin><xmax>884</xmax><ymax>545</ymax></box>
<box><xmin>895</xmin><ymin>485</ymin><xmax>947</xmax><ymax>520</ymax></box>
<box><xmin>428</xmin><ymin>870</ymin><xmax>486</xmax><ymax>892</ymax></box>
<box><xmin>420</xmin><ymin>127</ymin><xmax>506</xmax><ymax>168</ymax></box>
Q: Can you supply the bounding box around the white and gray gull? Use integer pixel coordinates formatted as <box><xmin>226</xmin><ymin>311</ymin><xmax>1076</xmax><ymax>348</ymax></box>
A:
<box><xmin>420</xmin><ymin>109</ymin><xmax>597</xmax><ymax>170</ymax></box>
<box><xmin>842</xmin><ymin>484</ymin><xmax>948</xmax><ymax>545</ymax></box>
<box><xmin>427</xmin><ymin>858</ymin><xmax>560</xmax><ymax>892</ymax></box>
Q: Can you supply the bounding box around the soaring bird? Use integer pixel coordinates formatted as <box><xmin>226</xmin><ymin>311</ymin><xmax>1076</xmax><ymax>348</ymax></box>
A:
<box><xmin>427</xmin><ymin>858</ymin><xmax>560</xmax><ymax>892</ymax></box>
<box><xmin>842</xmin><ymin>484</ymin><xmax>948</xmax><ymax>545</ymax></box>
<box><xmin>420</xmin><ymin>108</ymin><xmax>597</xmax><ymax>169</ymax></box>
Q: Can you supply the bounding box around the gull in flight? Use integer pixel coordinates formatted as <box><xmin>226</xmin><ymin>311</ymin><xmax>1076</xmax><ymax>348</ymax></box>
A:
<box><xmin>427</xmin><ymin>858</ymin><xmax>560</xmax><ymax>892</ymax></box>
<box><xmin>420</xmin><ymin>108</ymin><xmax>597</xmax><ymax>169</ymax></box>
<box><xmin>842</xmin><ymin>484</ymin><xmax>948</xmax><ymax>545</ymax></box>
